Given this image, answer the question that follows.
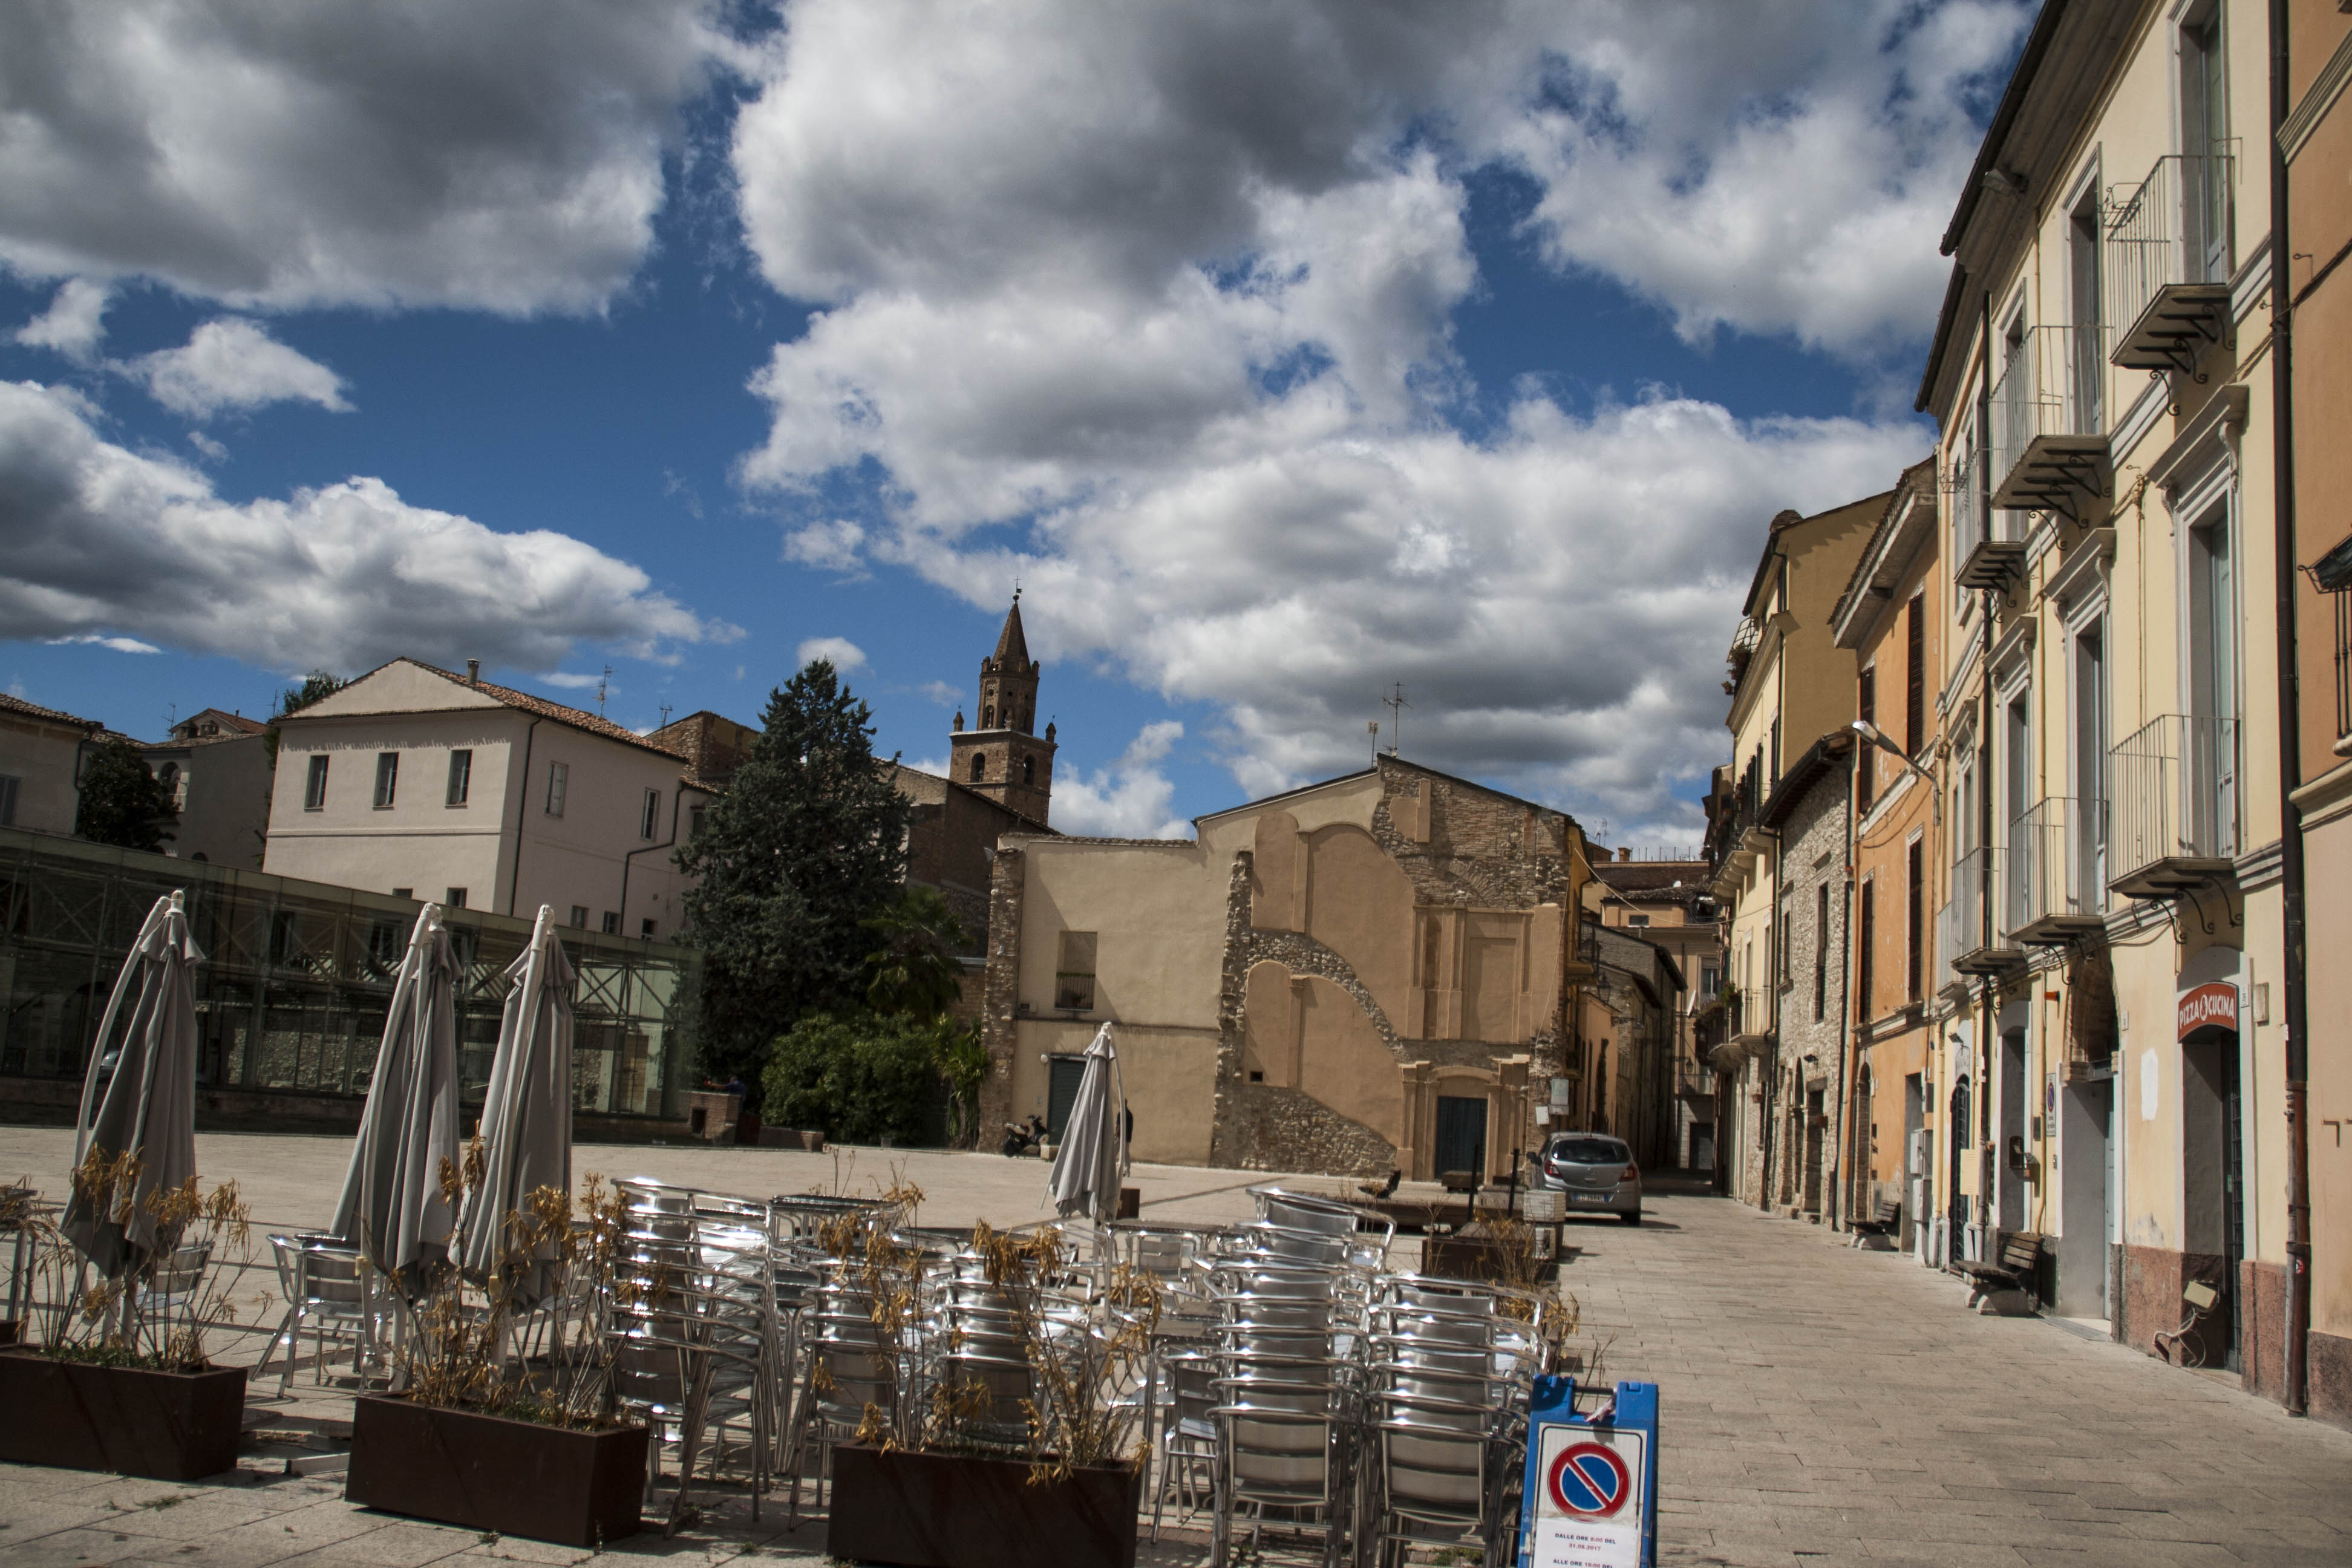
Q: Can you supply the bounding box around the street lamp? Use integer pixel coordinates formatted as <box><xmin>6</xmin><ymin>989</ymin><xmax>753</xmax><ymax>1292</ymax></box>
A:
<box><xmin>1851</xmin><ymin>720</ymin><xmax>1940</xmax><ymax>824</ymax></box>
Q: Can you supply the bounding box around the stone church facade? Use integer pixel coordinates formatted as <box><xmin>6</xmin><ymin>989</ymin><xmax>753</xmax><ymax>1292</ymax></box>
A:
<box><xmin>978</xmin><ymin>757</ymin><xmax>1595</xmax><ymax>1177</ymax></box>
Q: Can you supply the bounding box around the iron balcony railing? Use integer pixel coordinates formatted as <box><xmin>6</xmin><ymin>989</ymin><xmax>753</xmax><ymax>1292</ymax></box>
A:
<box><xmin>1991</xmin><ymin>327</ymin><xmax>2108</xmax><ymax>473</ymax></box>
<box><xmin>2006</xmin><ymin>796</ymin><xmax>2108</xmax><ymax>939</ymax></box>
<box><xmin>1949</xmin><ymin>846</ymin><xmax>2020</xmax><ymax>972</ymax></box>
<box><xmin>1933</xmin><ymin>898</ymin><xmax>1964</xmax><ymax>993</ymax></box>
<box><xmin>2106</xmin><ymin>152</ymin><xmax>2236</xmax><ymax>372</ymax></box>
<box><xmin>2109</xmin><ymin>713</ymin><xmax>2240</xmax><ymax>890</ymax></box>
<box><xmin>1948</xmin><ymin>445</ymin><xmax>1988</xmax><ymax>566</ymax></box>
<box><xmin>1988</xmin><ymin>324</ymin><xmax>2111</xmax><ymax>523</ymax></box>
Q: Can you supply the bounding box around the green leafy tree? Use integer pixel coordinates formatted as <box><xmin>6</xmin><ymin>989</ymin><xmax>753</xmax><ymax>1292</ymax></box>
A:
<box><xmin>676</xmin><ymin>660</ymin><xmax>911</xmax><ymax>1080</ymax></box>
<box><xmin>762</xmin><ymin>1011</ymin><xmax>947</xmax><ymax>1146</ymax></box>
<box><xmin>861</xmin><ymin>886</ymin><xmax>970</xmax><ymax>1017</ymax></box>
<box><xmin>75</xmin><ymin>739</ymin><xmax>177</xmax><ymax>852</ymax></box>
<box><xmin>263</xmin><ymin>670</ymin><xmax>347</xmax><ymax>769</ymax></box>
<box><xmin>929</xmin><ymin>1019</ymin><xmax>989</xmax><ymax>1148</ymax></box>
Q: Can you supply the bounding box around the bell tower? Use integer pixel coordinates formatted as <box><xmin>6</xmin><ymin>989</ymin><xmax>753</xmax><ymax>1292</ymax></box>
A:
<box><xmin>949</xmin><ymin>593</ymin><xmax>1056</xmax><ymax>823</ymax></box>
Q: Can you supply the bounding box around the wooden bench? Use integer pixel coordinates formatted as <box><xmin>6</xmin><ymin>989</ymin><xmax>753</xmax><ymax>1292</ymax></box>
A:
<box><xmin>1851</xmin><ymin>1197</ymin><xmax>1901</xmax><ymax>1235</ymax></box>
<box><xmin>1953</xmin><ymin>1230</ymin><xmax>2043</xmax><ymax>1310</ymax></box>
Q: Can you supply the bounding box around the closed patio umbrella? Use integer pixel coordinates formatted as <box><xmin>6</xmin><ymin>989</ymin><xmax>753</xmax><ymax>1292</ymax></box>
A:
<box><xmin>1047</xmin><ymin>1023</ymin><xmax>1126</xmax><ymax>1224</ymax></box>
<box><xmin>332</xmin><ymin>904</ymin><xmax>462</xmax><ymax>1297</ymax></box>
<box><xmin>62</xmin><ymin>890</ymin><xmax>201</xmax><ymax>1282</ymax></box>
<box><xmin>454</xmin><ymin>906</ymin><xmax>574</xmax><ymax>1310</ymax></box>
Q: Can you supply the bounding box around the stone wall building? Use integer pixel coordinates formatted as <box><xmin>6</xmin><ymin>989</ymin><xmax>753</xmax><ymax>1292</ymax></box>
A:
<box><xmin>1757</xmin><ymin>730</ymin><xmax>1855</xmax><ymax>1221</ymax></box>
<box><xmin>1572</xmin><ymin>921</ymin><xmax>1685</xmax><ymax>1171</ymax></box>
<box><xmin>1590</xmin><ymin>854</ymin><xmax>1722</xmax><ymax>1169</ymax></box>
<box><xmin>978</xmin><ymin>756</ymin><xmax>1594</xmax><ymax>1178</ymax></box>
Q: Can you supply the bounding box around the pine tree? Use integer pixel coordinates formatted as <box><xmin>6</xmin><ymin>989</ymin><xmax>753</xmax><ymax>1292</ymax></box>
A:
<box><xmin>675</xmin><ymin>660</ymin><xmax>911</xmax><ymax>1079</ymax></box>
<box><xmin>75</xmin><ymin>738</ymin><xmax>178</xmax><ymax>852</ymax></box>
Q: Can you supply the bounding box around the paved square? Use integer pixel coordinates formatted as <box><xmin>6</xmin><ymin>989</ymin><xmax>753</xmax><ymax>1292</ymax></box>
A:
<box><xmin>1</xmin><ymin>1134</ymin><xmax>2345</xmax><ymax>1567</ymax></box>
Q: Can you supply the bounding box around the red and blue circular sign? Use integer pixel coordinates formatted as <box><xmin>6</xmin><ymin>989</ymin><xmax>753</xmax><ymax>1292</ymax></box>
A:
<box><xmin>1547</xmin><ymin>1441</ymin><xmax>1632</xmax><ymax>1518</ymax></box>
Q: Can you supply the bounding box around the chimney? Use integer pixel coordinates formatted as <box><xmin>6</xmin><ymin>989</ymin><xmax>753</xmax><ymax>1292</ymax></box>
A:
<box><xmin>1616</xmin><ymin>846</ymin><xmax>1631</xmax><ymax>863</ymax></box>
<box><xmin>465</xmin><ymin>659</ymin><xmax>480</xmax><ymax>685</ymax></box>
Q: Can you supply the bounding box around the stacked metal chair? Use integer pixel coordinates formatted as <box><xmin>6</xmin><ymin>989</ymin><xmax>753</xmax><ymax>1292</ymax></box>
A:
<box><xmin>925</xmin><ymin>1241</ymin><xmax>1039</xmax><ymax>1449</ymax></box>
<box><xmin>1356</xmin><ymin>1273</ymin><xmax>1547</xmax><ymax>1568</ymax></box>
<box><xmin>1200</xmin><ymin>1189</ymin><xmax>1385</xmax><ymax>1568</ymax></box>
<box><xmin>606</xmin><ymin>1179</ymin><xmax>780</xmax><ymax>1522</ymax></box>
<box><xmin>779</xmin><ymin>1247</ymin><xmax>903</xmax><ymax>1520</ymax></box>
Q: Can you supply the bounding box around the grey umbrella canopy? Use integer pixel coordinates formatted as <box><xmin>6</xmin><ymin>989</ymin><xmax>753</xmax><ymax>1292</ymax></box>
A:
<box><xmin>454</xmin><ymin>906</ymin><xmax>574</xmax><ymax>1310</ymax></box>
<box><xmin>332</xmin><ymin>904</ymin><xmax>462</xmax><ymax>1298</ymax></box>
<box><xmin>63</xmin><ymin>890</ymin><xmax>202</xmax><ymax>1280</ymax></box>
<box><xmin>1047</xmin><ymin>1023</ymin><xmax>1126</xmax><ymax>1223</ymax></box>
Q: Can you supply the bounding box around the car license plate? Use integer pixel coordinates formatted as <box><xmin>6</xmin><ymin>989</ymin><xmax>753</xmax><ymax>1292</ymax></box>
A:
<box><xmin>1571</xmin><ymin>1191</ymin><xmax>1611</xmax><ymax>1204</ymax></box>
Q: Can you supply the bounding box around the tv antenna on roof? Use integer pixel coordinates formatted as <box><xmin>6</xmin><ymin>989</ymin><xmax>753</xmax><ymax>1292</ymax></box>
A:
<box><xmin>1381</xmin><ymin>684</ymin><xmax>1410</xmax><ymax>756</ymax></box>
<box><xmin>596</xmin><ymin>665</ymin><xmax>614</xmax><ymax>716</ymax></box>
<box><xmin>658</xmin><ymin>703</ymin><xmax>673</xmax><ymax>730</ymax></box>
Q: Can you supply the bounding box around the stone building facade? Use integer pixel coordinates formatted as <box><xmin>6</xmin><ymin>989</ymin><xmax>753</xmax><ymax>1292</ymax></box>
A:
<box><xmin>977</xmin><ymin>757</ymin><xmax>1595</xmax><ymax>1177</ymax></box>
<box><xmin>1759</xmin><ymin>730</ymin><xmax>1855</xmax><ymax>1220</ymax></box>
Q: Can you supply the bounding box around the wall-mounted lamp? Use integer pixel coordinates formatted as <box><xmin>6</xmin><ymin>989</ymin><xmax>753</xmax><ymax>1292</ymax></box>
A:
<box><xmin>1851</xmin><ymin>720</ymin><xmax>1941</xmax><ymax>825</ymax></box>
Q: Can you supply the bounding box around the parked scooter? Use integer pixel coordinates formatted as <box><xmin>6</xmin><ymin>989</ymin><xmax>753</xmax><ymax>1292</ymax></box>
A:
<box><xmin>1001</xmin><ymin>1114</ymin><xmax>1047</xmax><ymax>1157</ymax></box>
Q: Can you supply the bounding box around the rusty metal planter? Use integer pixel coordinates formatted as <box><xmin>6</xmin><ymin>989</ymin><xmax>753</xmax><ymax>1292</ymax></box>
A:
<box><xmin>0</xmin><ymin>1348</ymin><xmax>246</xmax><ymax>1480</ymax></box>
<box><xmin>345</xmin><ymin>1395</ymin><xmax>647</xmax><ymax>1548</ymax></box>
<box><xmin>826</xmin><ymin>1446</ymin><xmax>1142</xmax><ymax>1568</ymax></box>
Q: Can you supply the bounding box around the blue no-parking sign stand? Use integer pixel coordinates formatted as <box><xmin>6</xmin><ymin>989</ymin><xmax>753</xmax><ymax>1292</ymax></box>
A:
<box><xmin>1517</xmin><ymin>1376</ymin><xmax>1658</xmax><ymax>1568</ymax></box>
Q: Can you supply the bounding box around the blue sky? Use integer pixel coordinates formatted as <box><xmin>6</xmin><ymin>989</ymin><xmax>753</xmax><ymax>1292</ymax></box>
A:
<box><xmin>0</xmin><ymin>1</ymin><xmax>2031</xmax><ymax>841</ymax></box>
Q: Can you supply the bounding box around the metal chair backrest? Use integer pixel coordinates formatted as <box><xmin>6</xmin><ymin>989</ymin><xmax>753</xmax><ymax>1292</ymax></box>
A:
<box><xmin>296</xmin><ymin>1240</ymin><xmax>370</xmax><ymax>1315</ymax></box>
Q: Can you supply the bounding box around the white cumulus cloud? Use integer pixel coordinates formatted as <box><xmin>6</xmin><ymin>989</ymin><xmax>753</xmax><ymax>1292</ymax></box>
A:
<box><xmin>727</xmin><ymin>0</ymin><xmax>1973</xmax><ymax>834</ymax></box>
<box><xmin>0</xmin><ymin>379</ymin><xmax>733</xmax><ymax>675</ymax></box>
<box><xmin>15</xmin><ymin>280</ymin><xmax>111</xmax><ymax>361</ymax></box>
<box><xmin>45</xmin><ymin>632</ymin><xmax>162</xmax><ymax>655</ymax></box>
<box><xmin>794</xmin><ymin>635</ymin><xmax>866</xmax><ymax>673</ymax></box>
<box><xmin>1051</xmin><ymin>720</ymin><xmax>1193</xmax><ymax>840</ymax></box>
<box><xmin>133</xmin><ymin>319</ymin><xmax>351</xmax><ymax>419</ymax></box>
<box><xmin>0</xmin><ymin>0</ymin><xmax>746</xmax><ymax>314</ymax></box>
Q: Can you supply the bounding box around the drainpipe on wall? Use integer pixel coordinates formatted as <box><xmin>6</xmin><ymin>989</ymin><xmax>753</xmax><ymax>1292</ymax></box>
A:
<box><xmin>505</xmin><ymin>718</ymin><xmax>540</xmax><ymax>916</ymax></box>
<box><xmin>1975</xmin><ymin>289</ymin><xmax>2001</xmax><ymax>1252</ymax></box>
<box><xmin>2267</xmin><ymin>0</ymin><xmax>2311</xmax><ymax>1417</ymax></box>
<box><xmin>1831</xmin><ymin>741</ymin><xmax>1857</xmax><ymax>1230</ymax></box>
<box><xmin>618</xmin><ymin>783</ymin><xmax>685</xmax><ymax>939</ymax></box>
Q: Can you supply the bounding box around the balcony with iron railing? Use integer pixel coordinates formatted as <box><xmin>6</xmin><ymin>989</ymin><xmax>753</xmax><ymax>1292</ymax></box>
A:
<box><xmin>1949</xmin><ymin>845</ymin><xmax>2025</xmax><ymax>978</ymax></box>
<box><xmin>1674</xmin><ymin>1059</ymin><xmax>1714</xmax><ymax>1100</ymax></box>
<box><xmin>2106</xmin><ymin>152</ymin><xmax>2236</xmax><ymax>376</ymax></box>
<box><xmin>1988</xmin><ymin>325</ymin><xmax>2111</xmax><ymax>525</ymax></box>
<box><xmin>2005</xmin><ymin>796</ymin><xmax>2108</xmax><ymax>946</ymax></box>
<box><xmin>2108</xmin><ymin>713</ymin><xmax>2239</xmax><ymax>898</ymax></box>
<box><xmin>1933</xmin><ymin>898</ymin><xmax>1966</xmax><ymax>997</ymax></box>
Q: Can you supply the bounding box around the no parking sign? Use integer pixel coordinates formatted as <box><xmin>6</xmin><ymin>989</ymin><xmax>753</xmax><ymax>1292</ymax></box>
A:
<box><xmin>1518</xmin><ymin>1379</ymin><xmax>1658</xmax><ymax>1568</ymax></box>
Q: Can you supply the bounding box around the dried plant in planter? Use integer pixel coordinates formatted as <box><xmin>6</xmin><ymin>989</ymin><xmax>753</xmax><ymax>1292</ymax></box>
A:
<box><xmin>815</xmin><ymin>1181</ymin><xmax>927</xmax><ymax>1451</ymax></box>
<box><xmin>958</xmin><ymin>1221</ymin><xmax>1161</xmax><ymax>1479</ymax></box>
<box><xmin>1469</xmin><ymin>1214</ymin><xmax>1581</xmax><ymax>1373</ymax></box>
<box><xmin>384</xmin><ymin>1160</ymin><xmax>635</xmax><ymax>1429</ymax></box>
<box><xmin>19</xmin><ymin>1152</ymin><xmax>267</xmax><ymax>1370</ymax></box>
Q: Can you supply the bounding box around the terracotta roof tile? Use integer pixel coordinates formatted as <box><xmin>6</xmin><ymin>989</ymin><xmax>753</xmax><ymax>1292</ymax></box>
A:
<box><xmin>0</xmin><ymin>692</ymin><xmax>103</xmax><ymax>731</ymax></box>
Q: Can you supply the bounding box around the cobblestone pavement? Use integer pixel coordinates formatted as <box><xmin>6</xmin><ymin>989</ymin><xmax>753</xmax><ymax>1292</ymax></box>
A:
<box><xmin>1566</xmin><ymin>1183</ymin><xmax>2352</xmax><ymax>1567</ymax></box>
<box><xmin>2</xmin><ymin>1139</ymin><xmax>2347</xmax><ymax>1567</ymax></box>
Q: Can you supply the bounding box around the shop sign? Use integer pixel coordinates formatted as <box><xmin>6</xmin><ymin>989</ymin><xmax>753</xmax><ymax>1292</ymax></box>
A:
<box><xmin>2176</xmin><ymin>982</ymin><xmax>2238</xmax><ymax>1040</ymax></box>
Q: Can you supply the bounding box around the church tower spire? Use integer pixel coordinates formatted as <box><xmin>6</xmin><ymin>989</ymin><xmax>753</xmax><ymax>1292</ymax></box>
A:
<box><xmin>949</xmin><ymin>592</ymin><xmax>1056</xmax><ymax>823</ymax></box>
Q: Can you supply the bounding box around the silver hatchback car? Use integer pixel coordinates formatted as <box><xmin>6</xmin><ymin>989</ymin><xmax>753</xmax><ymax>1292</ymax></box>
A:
<box><xmin>1531</xmin><ymin>1133</ymin><xmax>1642</xmax><ymax>1224</ymax></box>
